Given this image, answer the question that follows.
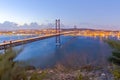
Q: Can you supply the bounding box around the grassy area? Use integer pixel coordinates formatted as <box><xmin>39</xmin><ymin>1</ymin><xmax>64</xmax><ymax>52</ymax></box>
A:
<box><xmin>0</xmin><ymin>48</ymin><xmax>47</xmax><ymax>80</ymax></box>
<box><xmin>106</xmin><ymin>40</ymin><xmax>120</xmax><ymax>80</ymax></box>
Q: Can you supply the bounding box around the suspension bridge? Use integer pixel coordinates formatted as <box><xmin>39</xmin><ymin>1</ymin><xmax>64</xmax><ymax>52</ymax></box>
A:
<box><xmin>0</xmin><ymin>19</ymin><xmax>76</xmax><ymax>50</ymax></box>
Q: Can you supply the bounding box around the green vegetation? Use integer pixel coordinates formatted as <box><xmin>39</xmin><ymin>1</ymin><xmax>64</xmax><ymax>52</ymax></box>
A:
<box><xmin>107</xmin><ymin>40</ymin><xmax>120</xmax><ymax>80</ymax></box>
<box><xmin>107</xmin><ymin>40</ymin><xmax>120</xmax><ymax>65</ymax></box>
<box><xmin>0</xmin><ymin>48</ymin><xmax>27</xmax><ymax>80</ymax></box>
<box><xmin>30</xmin><ymin>71</ymin><xmax>47</xmax><ymax>80</ymax></box>
<box><xmin>112</xmin><ymin>67</ymin><xmax>120</xmax><ymax>80</ymax></box>
<box><xmin>0</xmin><ymin>48</ymin><xmax>47</xmax><ymax>80</ymax></box>
<box><xmin>108</xmin><ymin>51</ymin><xmax>120</xmax><ymax>65</ymax></box>
<box><xmin>76</xmin><ymin>73</ymin><xmax>83</xmax><ymax>80</ymax></box>
<box><xmin>107</xmin><ymin>40</ymin><xmax>120</xmax><ymax>51</ymax></box>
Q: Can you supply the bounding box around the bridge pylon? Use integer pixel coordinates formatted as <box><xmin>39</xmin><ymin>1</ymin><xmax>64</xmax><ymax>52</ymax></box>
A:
<box><xmin>55</xmin><ymin>19</ymin><xmax>61</xmax><ymax>46</ymax></box>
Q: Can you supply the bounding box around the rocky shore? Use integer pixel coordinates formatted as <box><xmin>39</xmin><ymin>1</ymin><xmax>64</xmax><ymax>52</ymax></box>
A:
<box><xmin>27</xmin><ymin>65</ymin><xmax>115</xmax><ymax>80</ymax></box>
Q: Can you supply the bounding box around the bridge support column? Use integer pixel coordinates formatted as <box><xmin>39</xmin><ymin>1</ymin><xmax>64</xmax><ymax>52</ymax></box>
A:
<box><xmin>55</xmin><ymin>19</ymin><xmax>61</xmax><ymax>46</ymax></box>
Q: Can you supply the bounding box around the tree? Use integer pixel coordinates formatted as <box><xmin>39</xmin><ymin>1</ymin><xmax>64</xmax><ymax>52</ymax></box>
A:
<box><xmin>0</xmin><ymin>48</ymin><xmax>27</xmax><ymax>80</ymax></box>
<box><xmin>107</xmin><ymin>40</ymin><xmax>120</xmax><ymax>80</ymax></box>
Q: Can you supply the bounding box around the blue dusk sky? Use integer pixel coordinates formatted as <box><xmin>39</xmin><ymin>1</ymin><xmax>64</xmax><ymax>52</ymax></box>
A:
<box><xmin>0</xmin><ymin>0</ymin><xmax>120</xmax><ymax>30</ymax></box>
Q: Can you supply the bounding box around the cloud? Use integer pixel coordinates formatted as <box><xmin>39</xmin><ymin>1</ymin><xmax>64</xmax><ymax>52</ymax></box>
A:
<box><xmin>0</xmin><ymin>21</ymin><xmax>119</xmax><ymax>31</ymax></box>
<box><xmin>0</xmin><ymin>21</ymin><xmax>18</xmax><ymax>30</ymax></box>
<box><xmin>0</xmin><ymin>21</ymin><xmax>56</xmax><ymax>31</ymax></box>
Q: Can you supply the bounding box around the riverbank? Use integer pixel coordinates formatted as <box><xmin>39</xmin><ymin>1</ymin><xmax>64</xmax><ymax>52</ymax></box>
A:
<box><xmin>26</xmin><ymin>64</ymin><xmax>114</xmax><ymax>80</ymax></box>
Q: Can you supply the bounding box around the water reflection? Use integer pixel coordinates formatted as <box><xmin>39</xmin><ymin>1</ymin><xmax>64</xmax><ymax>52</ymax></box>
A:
<box><xmin>14</xmin><ymin>36</ymin><xmax>112</xmax><ymax>69</ymax></box>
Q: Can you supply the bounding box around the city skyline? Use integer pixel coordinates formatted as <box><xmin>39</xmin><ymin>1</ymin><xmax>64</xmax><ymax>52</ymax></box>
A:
<box><xmin>0</xmin><ymin>0</ymin><xmax>120</xmax><ymax>30</ymax></box>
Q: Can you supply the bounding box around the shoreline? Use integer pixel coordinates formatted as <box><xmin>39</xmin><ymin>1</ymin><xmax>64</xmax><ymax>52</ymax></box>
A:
<box><xmin>26</xmin><ymin>64</ymin><xmax>114</xmax><ymax>80</ymax></box>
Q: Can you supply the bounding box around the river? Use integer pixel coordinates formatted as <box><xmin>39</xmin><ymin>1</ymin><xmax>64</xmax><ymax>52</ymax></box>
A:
<box><xmin>5</xmin><ymin>35</ymin><xmax>113</xmax><ymax>69</ymax></box>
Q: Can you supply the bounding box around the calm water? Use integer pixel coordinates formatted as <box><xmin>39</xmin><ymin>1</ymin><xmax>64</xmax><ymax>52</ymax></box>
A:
<box><xmin>0</xmin><ymin>35</ymin><xmax>37</xmax><ymax>43</ymax></box>
<box><xmin>10</xmin><ymin>36</ymin><xmax>112</xmax><ymax>69</ymax></box>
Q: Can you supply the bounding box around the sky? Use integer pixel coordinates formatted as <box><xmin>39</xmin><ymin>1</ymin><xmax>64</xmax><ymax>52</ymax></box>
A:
<box><xmin>0</xmin><ymin>0</ymin><xmax>120</xmax><ymax>30</ymax></box>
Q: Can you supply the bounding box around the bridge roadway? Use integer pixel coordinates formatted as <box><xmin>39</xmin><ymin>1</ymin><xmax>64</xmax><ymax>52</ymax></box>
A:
<box><xmin>0</xmin><ymin>31</ymin><xmax>74</xmax><ymax>50</ymax></box>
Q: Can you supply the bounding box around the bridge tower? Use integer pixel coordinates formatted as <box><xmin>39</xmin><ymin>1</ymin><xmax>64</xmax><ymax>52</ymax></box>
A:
<box><xmin>55</xmin><ymin>19</ymin><xmax>61</xmax><ymax>46</ymax></box>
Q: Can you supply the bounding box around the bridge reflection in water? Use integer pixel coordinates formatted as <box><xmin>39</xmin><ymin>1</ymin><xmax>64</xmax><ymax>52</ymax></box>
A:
<box><xmin>13</xmin><ymin>36</ymin><xmax>112</xmax><ymax>69</ymax></box>
<box><xmin>0</xmin><ymin>19</ymin><xmax>76</xmax><ymax>50</ymax></box>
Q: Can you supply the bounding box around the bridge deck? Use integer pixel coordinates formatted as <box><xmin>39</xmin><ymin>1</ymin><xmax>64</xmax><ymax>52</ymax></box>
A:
<box><xmin>0</xmin><ymin>31</ymin><xmax>74</xmax><ymax>50</ymax></box>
